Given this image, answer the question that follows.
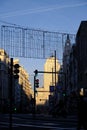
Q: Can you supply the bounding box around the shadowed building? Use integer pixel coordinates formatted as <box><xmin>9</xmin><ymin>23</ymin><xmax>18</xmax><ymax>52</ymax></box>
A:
<box><xmin>0</xmin><ymin>49</ymin><xmax>9</xmax><ymax>112</ymax></box>
<box><xmin>76</xmin><ymin>21</ymin><xmax>87</xmax><ymax>95</ymax></box>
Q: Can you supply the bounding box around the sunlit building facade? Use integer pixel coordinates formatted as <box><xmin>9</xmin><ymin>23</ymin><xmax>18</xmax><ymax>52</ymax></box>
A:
<box><xmin>36</xmin><ymin>56</ymin><xmax>60</xmax><ymax>109</ymax></box>
<box><xmin>0</xmin><ymin>49</ymin><xmax>33</xmax><ymax>112</ymax></box>
<box><xmin>44</xmin><ymin>56</ymin><xmax>60</xmax><ymax>90</ymax></box>
<box><xmin>13</xmin><ymin>59</ymin><xmax>33</xmax><ymax>111</ymax></box>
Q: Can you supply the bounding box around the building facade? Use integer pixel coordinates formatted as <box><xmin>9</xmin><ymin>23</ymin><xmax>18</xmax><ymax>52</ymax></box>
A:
<box><xmin>69</xmin><ymin>44</ymin><xmax>78</xmax><ymax>94</ymax></box>
<box><xmin>36</xmin><ymin>56</ymin><xmax>60</xmax><ymax>113</ymax></box>
<box><xmin>0</xmin><ymin>49</ymin><xmax>33</xmax><ymax>113</ymax></box>
<box><xmin>63</xmin><ymin>35</ymin><xmax>78</xmax><ymax>114</ymax></box>
<box><xmin>0</xmin><ymin>49</ymin><xmax>9</xmax><ymax>112</ymax></box>
<box><xmin>13</xmin><ymin>59</ymin><xmax>33</xmax><ymax>112</ymax></box>
<box><xmin>63</xmin><ymin>34</ymin><xmax>72</xmax><ymax>94</ymax></box>
<box><xmin>76</xmin><ymin>21</ymin><xmax>87</xmax><ymax>95</ymax></box>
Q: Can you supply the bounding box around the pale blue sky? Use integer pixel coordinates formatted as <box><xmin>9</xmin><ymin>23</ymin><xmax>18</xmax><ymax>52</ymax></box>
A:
<box><xmin>0</xmin><ymin>0</ymin><xmax>87</xmax><ymax>33</ymax></box>
<box><xmin>0</xmin><ymin>0</ymin><xmax>87</xmax><ymax>86</ymax></box>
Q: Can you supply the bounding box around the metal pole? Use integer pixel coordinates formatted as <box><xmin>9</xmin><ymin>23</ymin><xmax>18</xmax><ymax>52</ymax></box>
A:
<box><xmin>20</xmin><ymin>84</ymin><xmax>23</xmax><ymax>112</ymax></box>
<box><xmin>65</xmin><ymin>73</ymin><xmax>66</xmax><ymax>94</ymax></box>
<box><xmin>9</xmin><ymin>58</ymin><xmax>13</xmax><ymax>130</ymax></box>
<box><xmin>52</xmin><ymin>68</ymin><xmax>53</xmax><ymax>86</ymax></box>
<box><xmin>43</xmin><ymin>32</ymin><xmax>45</xmax><ymax>58</ymax></box>
<box><xmin>54</xmin><ymin>50</ymin><xmax>56</xmax><ymax>92</ymax></box>
<box><xmin>33</xmin><ymin>75</ymin><xmax>36</xmax><ymax>118</ymax></box>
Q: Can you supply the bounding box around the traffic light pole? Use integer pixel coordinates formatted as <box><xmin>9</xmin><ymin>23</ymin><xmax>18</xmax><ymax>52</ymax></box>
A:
<box><xmin>9</xmin><ymin>58</ymin><xmax>13</xmax><ymax>130</ymax></box>
<box><xmin>34</xmin><ymin>69</ymin><xmax>66</xmax><ymax>116</ymax></box>
<box><xmin>33</xmin><ymin>75</ymin><xmax>36</xmax><ymax>118</ymax></box>
<box><xmin>54</xmin><ymin>50</ymin><xmax>57</xmax><ymax>94</ymax></box>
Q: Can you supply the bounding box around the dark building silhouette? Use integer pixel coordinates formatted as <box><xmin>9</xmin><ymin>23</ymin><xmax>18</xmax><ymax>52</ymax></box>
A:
<box><xmin>76</xmin><ymin>21</ymin><xmax>87</xmax><ymax>95</ymax></box>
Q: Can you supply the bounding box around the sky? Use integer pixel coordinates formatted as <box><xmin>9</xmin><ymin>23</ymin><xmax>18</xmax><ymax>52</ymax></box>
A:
<box><xmin>0</xmin><ymin>0</ymin><xmax>87</xmax><ymax>87</ymax></box>
<box><xmin>0</xmin><ymin>0</ymin><xmax>87</xmax><ymax>33</ymax></box>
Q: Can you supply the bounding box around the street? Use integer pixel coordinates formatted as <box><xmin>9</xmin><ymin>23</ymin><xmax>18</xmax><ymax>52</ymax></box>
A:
<box><xmin>0</xmin><ymin>114</ymin><xmax>82</xmax><ymax>130</ymax></box>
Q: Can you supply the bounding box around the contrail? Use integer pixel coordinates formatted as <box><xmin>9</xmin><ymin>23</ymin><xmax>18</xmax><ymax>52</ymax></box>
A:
<box><xmin>0</xmin><ymin>2</ymin><xmax>87</xmax><ymax>18</ymax></box>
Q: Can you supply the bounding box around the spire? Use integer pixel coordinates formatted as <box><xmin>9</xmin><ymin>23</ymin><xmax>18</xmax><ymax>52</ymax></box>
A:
<box><xmin>65</xmin><ymin>34</ymin><xmax>71</xmax><ymax>46</ymax></box>
<box><xmin>64</xmin><ymin>34</ymin><xmax>71</xmax><ymax>56</ymax></box>
<box><xmin>67</xmin><ymin>34</ymin><xmax>69</xmax><ymax>40</ymax></box>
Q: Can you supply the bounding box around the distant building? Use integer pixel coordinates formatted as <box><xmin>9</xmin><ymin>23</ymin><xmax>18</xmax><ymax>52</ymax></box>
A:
<box><xmin>44</xmin><ymin>56</ymin><xmax>60</xmax><ymax>90</ymax></box>
<box><xmin>63</xmin><ymin>34</ymin><xmax>72</xmax><ymax>93</ymax></box>
<box><xmin>63</xmin><ymin>35</ymin><xmax>78</xmax><ymax>114</ymax></box>
<box><xmin>69</xmin><ymin>44</ymin><xmax>78</xmax><ymax>94</ymax></box>
<box><xmin>36</xmin><ymin>56</ymin><xmax>60</xmax><ymax>108</ymax></box>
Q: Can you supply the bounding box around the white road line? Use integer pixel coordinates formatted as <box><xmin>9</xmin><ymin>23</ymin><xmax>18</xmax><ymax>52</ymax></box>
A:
<box><xmin>0</xmin><ymin>121</ymin><xmax>76</xmax><ymax>129</ymax></box>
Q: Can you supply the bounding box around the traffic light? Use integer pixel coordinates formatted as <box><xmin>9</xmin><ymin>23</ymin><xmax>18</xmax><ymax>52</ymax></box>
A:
<box><xmin>14</xmin><ymin>64</ymin><xmax>20</xmax><ymax>79</ymax></box>
<box><xmin>34</xmin><ymin>69</ymin><xmax>38</xmax><ymax>77</ymax></box>
<box><xmin>35</xmin><ymin>79</ymin><xmax>39</xmax><ymax>88</ymax></box>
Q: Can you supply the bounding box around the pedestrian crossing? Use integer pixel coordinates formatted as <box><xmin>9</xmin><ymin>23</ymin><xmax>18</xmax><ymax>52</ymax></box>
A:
<box><xmin>0</xmin><ymin>114</ymin><xmax>84</xmax><ymax>130</ymax></box>
<box><xmin>0</xmin><ymin>122</ymin><xmax>84</xmax><ymax>130</ymax></box>
<box><xmin>0</xmin><ymin>121</ymin><xmax>78</xmax><ymax>130</ymax></box>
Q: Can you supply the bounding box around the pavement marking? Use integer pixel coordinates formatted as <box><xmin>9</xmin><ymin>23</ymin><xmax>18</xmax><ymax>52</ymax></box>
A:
<box><xmin>0</xmin><ymin>121</ymin><xmax>76</xmax><ymax>129</ymax></box>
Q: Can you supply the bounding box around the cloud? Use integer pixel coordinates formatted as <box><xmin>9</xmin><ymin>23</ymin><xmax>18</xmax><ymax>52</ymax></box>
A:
<box><xmin>0</xmin><ymin>2</ymin><xmax>87</xmax><ymax>18</ymax></box>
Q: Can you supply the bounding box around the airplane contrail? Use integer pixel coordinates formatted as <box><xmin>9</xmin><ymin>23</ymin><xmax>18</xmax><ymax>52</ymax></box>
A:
<box><xmin>0</xmin><ymin>2</ymin><xmax>87</xmax><ymax>18</ymax></box>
